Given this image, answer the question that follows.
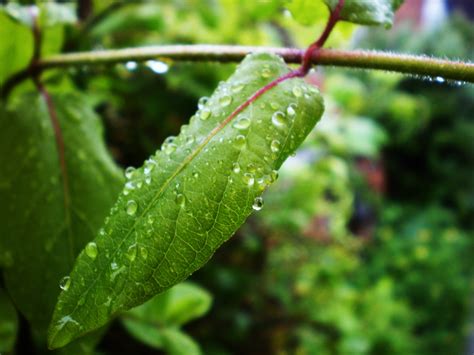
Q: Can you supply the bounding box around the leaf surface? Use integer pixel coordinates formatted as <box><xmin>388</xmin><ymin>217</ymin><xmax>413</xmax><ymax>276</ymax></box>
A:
<box><xmin>48</xmin><ymin>52</ymin><xmax>324</xmax><ymax>348</ymax></box>
<box><xmin>324</xmin><ymin>0</ymin><xmax>404</xmax><ymax>27</ymax></box>
<box><xmin>0</xmin><ymin>288</ymin><xmax>18</xmax><ymax>352</ymax></box>
<box><xmin>0</xmin><ymin>91</ymin><xmax>123</xmax><ymax>343</ymax></box>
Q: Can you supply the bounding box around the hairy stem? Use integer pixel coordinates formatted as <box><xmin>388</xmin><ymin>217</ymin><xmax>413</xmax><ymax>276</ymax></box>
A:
<box><xmin>3</xmin><ymin>46</ymin><xmax>472</xmax><ymax>99</ymax></box>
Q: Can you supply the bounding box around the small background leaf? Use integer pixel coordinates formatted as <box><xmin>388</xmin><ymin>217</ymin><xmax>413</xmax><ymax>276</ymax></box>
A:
<box><xmin>122</xmin><ymin>282</ymin><xmax>211</xmax><ymax>353</ymax></box>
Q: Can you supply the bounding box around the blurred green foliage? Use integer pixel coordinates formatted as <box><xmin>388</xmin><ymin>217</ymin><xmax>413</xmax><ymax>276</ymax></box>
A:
<box><xmin>1</xmin><ymin>1</ymin><xmax>473</xmax><ymax>354</ymax></box>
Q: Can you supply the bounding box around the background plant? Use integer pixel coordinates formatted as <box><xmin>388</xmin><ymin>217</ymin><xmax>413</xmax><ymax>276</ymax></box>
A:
<box><xmin>0</xmin><ymin>1</ymin><xmax>473</xmax><ymax>354</ymax></box>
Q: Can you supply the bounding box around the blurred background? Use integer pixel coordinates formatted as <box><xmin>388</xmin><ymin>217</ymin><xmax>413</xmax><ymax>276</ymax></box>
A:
<box><xmin>2</xmin><ymin>0</ymin><xmax>474</xmax><ymax>354</ymax></box>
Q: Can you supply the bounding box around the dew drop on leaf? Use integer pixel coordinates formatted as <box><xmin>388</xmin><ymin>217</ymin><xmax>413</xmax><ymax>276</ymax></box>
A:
<box><xmin>219</xmin><ymin>95</ymin><xmax>233</xmax><ymax>107</ymax></box>
<box><xmin>252</xmin><ymin>197</ymin><xmax>264</xmax><ymax>211</ymax></box>
<box><xmin>85</xmin><ymin>242</ymin><xmax>98</xmax><ymax>260</ymax></box>
<box><xmin>145</xmin><ymin>176</ymin><xmax>152</xmax><ymax>185</ymax></box>
<box><xmin>272</xmin><ymin>111</ymin><xmax>286</xmax><ymax>128</ymax></box>
<box><xmin>126</xmin><ymin>200</ymin><xmax>138</xmax><ymax>216</ymax></box>
<box><xmin>125</xmin><ymin>167</ymin><xmax>135</xmax><ymax>179</ymax></box>
<box><xmin>59</xmin><ymin>276</ymin><xmax>71</xmax><ymax>291</ymax></box>
<box><xmin>287</xmin><ymin>103</ymin><xmax>297</xmax><ymax>117</ymax></box>
<box><xmin>126</xmin><ymin>244</ymin><xmax>137</xmax><ymax>262</ymax></box>
<box><xmin>198</xmin><ymin>96</ymin><xmax>209</xmax><ymax>109</ymax></box>
<box><xmin>232</xmin><ymin>162</ymin><xmax>241</xmax><ymax>174</ymax></box>
<box><xmin>233</xmin><ymin>135</ymin><xmax>246</xmax><ymax>149</ymax></box>
<box><xmin>271</xmin><ymin>140</ymin><xmax>281</xmax><ymax>153</ymax></box>
<box><xmin>233</xmin><ymin>117</ymin><xmax>251</xmax><ymax>130</ymax></box>
<box><xmin>139</xmin><ymin>246</ymin><xmax>148</xmax><ymax>260</ymax></box>
<box><xmin>292</xmin><ymin>86</ymin><xmax>303</xmax><ymax>97</ymax></box>
<box><xmin>243</xmin><ymin>173</ymin><xmax>255</xmax><ymax>186</ymax></box>
<box><xmin>175</xmin><ymin>193</ymin><xmax>186</xmax><ymax>207</ymax></box>
<box><xmin>199</xmin><ymin>108</ymin><xmax>211</xmax><ymax>120</ymax></box>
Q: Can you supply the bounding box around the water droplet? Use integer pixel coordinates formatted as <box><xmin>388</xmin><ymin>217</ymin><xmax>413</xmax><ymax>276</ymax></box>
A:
<box><xmin>99</xmin><ymin>228</ymin><xmax>106</xmax><ymax>236</ymax></box>
<box><xmin>233</xmin><ymin>135</ymin><xmax>246</xmax><ymax>149</ymax></box>
<box><xmin>232</xmin><ymin>162</ymin><xmax>241</xmax><ymax>174</ymax></box>
<box><xmin>136</xmin><ymin>181</ymin><xmax>143</xmax><ymax>189</ymax></box>
<box><xmin>252</xmin><ymin>197</ymin><xmax>264</xmax><ymax>211</ymax></box>
<box><xmin>111</xmin><ymin>261</ymin><xmax>118</xmax><ymax>270</ymax></box>
<box><xmin>59</xmin><ymin>276</ymin><xmax>71</xmax><ymax>291</ymax></box>
<box><xmin>247</xmin><ymin>163</ymin><xmax>256</xmax><ymax>173</ymax></box>
<box><xmin>186</xmin><ymin>135</ymin><xmax>195</xmax><ymax>145</ymax></box>
<box><xmin>126</xmin><ymin>244</ymin><xmax>137</xmax><ymax>262</ymax></box>
<box><xmin>271</xmin><ymin>140</ymin><xmax>281</xmax><ymax>153</ymax></box>
<box><xmin>144</xmin><ymin>160</ymin><xmax>156</xmax><ymax>174</ymax></box>
<box><xmin>270</xmin><ymin>102</ymin><xmax>279</xmax><ymax>110</ymax></box>
<box><xmin>243</xmin><ymin>173</ymin><xmax>255</xmax><ymax>186</ymax></box>
<box><xmin>219</xmin><ymin>95</ymin><xmax>232</xmax><ymax>107</ymax></box>
<box><xmin>270</xmin><ymin>170</ymin><xmax>279</xmax><ymax>182</ymax></box>
<box><xmin>198</xmin><ymin>96</ymin><xmax>209</xmax><ymax>109</ymax></box>
<box><xmin>232</xmin><ymin>83</ymin><xmax>245</xmax><ymax>93</ymax></box>
<box><xmin>200</xmin><ymin>108</ymin><xmax>211</xmax><ymax>120</ymax></box>
<box><xmin>192</xmin><ymin>171</ymin><xmax>199</xmax><ymax>178</ymax></box>
<box><xmin>147</xmin><ymin>215</ymin><xmax>154</xmax><ymax>224</ymax></box>
<box><xmin>272</xmin><ymin>111</ymin><xmax>286</xmax><ymax>127</ymax></box>
<box><xmin>140</xmin><ymin>246</ymin><xmax>148</xmax><ymax>259</ymax></box>
<box><xmin>292</xmin><ymin>86</ymin><xmax>303</xmax><ymax>97</ymax></box>
<box><xmin>145</xmin><ymin>176</ymin><xmax>152</xmax><ymax>185</ymax></box>
<box><xmin>126</xmin><ymin>200</ymin><xmax>138</xmax><ymax>215</ymax></box>
<box><xmin>261</xmin><ymin>67</ymin><xmax>272</xmax><ymax>78</ymax></box>
<box><xmin>233</xmin><ymin>117</ymin><xmax>251</xmax><ymax>130</ymax></box>
<box><xmin>176</xmin><ymin>193</ymin><xmax>186</xmax><ymax>207</ymax></box>
<box><xmin>287</xmin><ymin>103</ymin><xmax>297</xmax><ymax>117</ymax></box>
<box><xmin>125</xmin><ymin>167</ymin><xmax>135</xmax><ymax>179</ymax></box>
<box><xmin>85</xmin><ymin>242</ymin><xmax>98</xmax><ymax>260</ymax></box>
<box><xmin>163</xmin><ymin>143</ymin><xmax>177</xmax><ymax>155</ymax></box>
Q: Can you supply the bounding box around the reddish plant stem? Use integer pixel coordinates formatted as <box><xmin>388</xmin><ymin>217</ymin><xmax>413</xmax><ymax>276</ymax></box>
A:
<box><xmin>223</xmin><ymin>0</ymin><xmax>344</xmax><ymax>125</ymax></box>
<box><xmin>28</xmin><ymin>8</ymin><xmax>71</xmax><ymax>211</ymax></box>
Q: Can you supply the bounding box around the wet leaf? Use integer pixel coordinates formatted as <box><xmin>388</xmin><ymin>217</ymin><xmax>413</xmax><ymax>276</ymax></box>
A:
<box><xmin>0</xmin><ymin>288</ymin><xmax>18</xmax><ymax>352</ymax></box>
<box><xmin>48</xmin><ymin>52</ymin><xmax>324</xmax><ymax>348</ymax></box>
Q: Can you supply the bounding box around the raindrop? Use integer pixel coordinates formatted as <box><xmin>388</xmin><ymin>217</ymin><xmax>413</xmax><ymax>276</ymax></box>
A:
<box><xmin>59</xmin><ymin>276</ymin><xmax>71</xmax><ymax>291</ymax></box>
<box><xmin>292</xmin><ymin>86</ymin><xmax>303</xmax><ymax>97</ymax></box>
<box><xmin>192</xmin><ymin>171</ymin><xmax>199</xmax><ymax>178</ymax></box>
<box><xmin>125</xmin><ymin>61</ymin><xmax>138</xmax><ymax>71</ymax></box>
<box><xmin>252</xmin><ymin>197</ymin><xmax>264</xmax><ymax>211</ymax></box>
<box><xmin>200</xmin><ymin>108</ymin><xmax>211</xmax><ymax>120</ymax></box>
<box><xmin>219</xmin><ymin>95</ymin><xmax>233</xmax><ymax>107</ymax></box>
<box><xmin>287</xmin><ymin>103</ymin><xmax>297</xmax><ymax>117</ymax></box>
<box><xmin>140</xmin><ymin>246</ymin><xmax>148</xmax><ymax>259</ymax></box>
<box><xmin>144</xmin><ymin>160</ymin><xmax>156</xmax><ymax>174</ymax></box>
<box><xmin>270</xmin><ymin>102</ymin><xmax>279</xmax><ymax>110</ymax></box>
<box><xmin>272</xmin><ymin>111</ymin><xmax>286</xmax><ymax>127</ymax></box>
<box><xmin>126</xmin><ymin>200</ymin><xmax>138</xmax><ymax>215</ymax></box>
<box><xmin>247</xmin><ymin>163</ymin><xmax>256</xmax><ymax>173</ymax></box>
<box><xmin>198</xmin><ymin>96</ymin><xmax>209</xmax><ymax>109</ymax></box>
<box><xmin>147</xmin><ymin>215</ymin><xmax>154</xmax><ymax>225</ymax></box>
<box><xmin>125</xmin><ymin>167</ymin><xmax>135</xmax><ymax>179</ymax></box>
<box><xmin>186</xmin><ymin>135</ymin><xmax>195</xmax><ymax>145</ymax></box>
<box><xmin>232</xmin><ymin>83</ymin><xmax>245</xmax><ymax>93</ymax></box>
<box><xmin>261</xmin><ymin>67</ymin><xmax>272</xmax><ymax>78</ymax></box>
<box><xmin>271</xmin><ymin>140</ymin><xmax>281</xmax><ymax>153</ymax></box>
<box><xmin>163</xmin><ymin>143</ymin><xmax>177</xmax><ymax>155</ymax></box>
<box><xmin>146</xmin><ymin>60</ymin><xmax>169</xmax><ymax>74</ymax></box>
<box><xmin>233</xmin><ymin>135</ymin><xmax>246</xmax><ymax>149</ymax></box>
<box><xmin>126</xmin><ymin>244</ymin><xmax>137</xmax><ymax>262</ymax></box>
<box><xmin>145</xmin><ymin>176</ymin><xmax>152</xmax><ymax>185</ymax></box>
<box><xmin>243</xmin><ymin>173</ymin><xmax>255</xmax><ymax>186</ymax></box>
<box><xmin>176</xmin><ymin>193</ymin><xmax>186</xmax><ymax>207</ymax></box>
<box><xmin>85</xmin><ymin>242</ymin><xmax>98</xmax><ymax>260</ymax></box>
<box><xmin>270</xmin><ymin>170</ymin><xmax>279</xmax><ymax>182</ymax></box>
<box><xmin>233</xmin><ymin>117</ymin><xmax>251</xmax><ymax>130</ymax></box>
<box><xmin>232</xmin><ymin>162</ymin><xmax>241</xmax><ymax>174</ymax></box>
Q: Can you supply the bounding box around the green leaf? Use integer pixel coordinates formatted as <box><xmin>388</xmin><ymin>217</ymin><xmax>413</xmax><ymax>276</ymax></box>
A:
<box><xmin>160</xmin><ymin>328</ymin><xmax>201</xmax><ymax>355</ymax></box>
<box><xmin>122</xmin><ymin>282</ymin><xmax>210</xmax><ymax>352</ymax></box>
<box><xmin>324</xmin><ymin>0</ymin><xmax>404</xmax><ymax>27</ymax></box>
<box><xmin>0</xmin><ymin>3</ymin><xmax>77</xmax><ymax>27</ymax></box>
<box><xmin>0</xmin><ymin>288</ymin><xmax>18</xmax><ymax>352</ymax></box>
<box><xmin>0</xmin><ymin>11</ymin><xmax>33</xmax><ymax>85</ymax></box>
<box><xmin>286</xmin><ymin>0</ymin><xmax>330</xmax><ymax>26</ymax></box>
<box><xmin>123</xmin><ymin>281</ymin><xmax>212</xmax><ymax>327</ymax></box>
<box><xmin>48</xmin><ymin>52</ymin><xmax>324</xmax><ymax>349</ymax></box>
<box><xmin>0</xmin><ymin>91</ymin><xmax>123</xmax><ymax>343</ymax></box>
